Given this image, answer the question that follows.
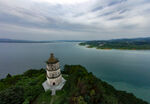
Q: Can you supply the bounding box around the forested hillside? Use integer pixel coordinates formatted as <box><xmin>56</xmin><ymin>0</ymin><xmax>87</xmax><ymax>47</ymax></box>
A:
<box><xmin>79</xmin><ymin>37</ymin><xmax>150</xmax><ymax>50</ymax></box>
<box><xmin>0</xmin><ymin>65</ymin><xmax>148</xmax><ymax>104</ymax></box>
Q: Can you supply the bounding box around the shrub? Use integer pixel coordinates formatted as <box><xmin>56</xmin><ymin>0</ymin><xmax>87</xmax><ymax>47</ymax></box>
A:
<box><xmin>0</xmin><ymin>86</ymin><xmax>24</xmax><ymax>104</ymax></box>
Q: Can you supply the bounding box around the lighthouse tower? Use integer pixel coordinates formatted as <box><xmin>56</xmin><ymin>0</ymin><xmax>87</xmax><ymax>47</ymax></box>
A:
<box><xmin>46</xmin><ymin>53</ymin><xmax>62</xmax><ymax>86</ymax></box>
<box><xmin>42</xmin><ymin>53</ymin><xmax>66</xmax><ymax>95</ymax></box>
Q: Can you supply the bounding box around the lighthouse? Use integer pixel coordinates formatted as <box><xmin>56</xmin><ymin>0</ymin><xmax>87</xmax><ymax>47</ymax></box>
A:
<box><xmin>42</xmin><ymin>53</ymin><xmax>66</xmax><ymax>95</ymax></box>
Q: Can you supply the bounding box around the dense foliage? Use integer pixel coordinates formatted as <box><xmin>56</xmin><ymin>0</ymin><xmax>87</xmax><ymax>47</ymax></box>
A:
<box><xmin>61</xmin><ymin>65</ymin><xmax>148</xmax><ymax>104</ymax></box>
<box><xmin>0</xmin><ymin>86</ymin><xmax>24</xmax><ymax>104</ymax></box>
<box><xmin>0</xmin><ymin>69</ymin><xmax>46</xmax><ymax>104</ymax></box>
<box><xmin>79</xmin><ymin>37</ymin><xmax>150</xmax><ymax>50</ymax></box>
<box><xmin>0</xmin><ymin>65</ymin><xmax>149</xmax><ymax>104</ymax></box>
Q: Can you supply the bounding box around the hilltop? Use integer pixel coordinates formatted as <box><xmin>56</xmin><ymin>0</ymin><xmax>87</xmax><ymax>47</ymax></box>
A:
<box><xmin>0</xmin><ymin>65</ymin><xmax>148</xmax><ymax>104</ymax></box>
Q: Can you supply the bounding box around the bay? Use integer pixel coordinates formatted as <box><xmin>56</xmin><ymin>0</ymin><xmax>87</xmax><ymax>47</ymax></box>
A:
<box><xmin>0</xmin><ymin>42</ymin><xmax>150</xmax><ymax>102</ymax></box>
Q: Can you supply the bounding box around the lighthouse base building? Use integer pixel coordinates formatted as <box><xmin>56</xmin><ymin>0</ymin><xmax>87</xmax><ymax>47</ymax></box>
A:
<box><xmin>42</xmin><ymin>77</ymin><xmax>66</xmax><ymax>95</ymax></box>
<box><xmin>42</xmin><ymin>53</ymin><xmax>66</xmax><ymax>95</ymax></box>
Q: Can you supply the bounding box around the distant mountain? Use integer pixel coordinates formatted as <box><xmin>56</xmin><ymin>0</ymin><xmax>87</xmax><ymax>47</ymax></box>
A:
<box><xmin>0</xmin><ymin>38</ymin><xmax>38</xmax><ymax>43</ymax></box>
<box><xmin>0</xmin><ymin>38</ymin><xmax>85</xmax><ymax>43</ymax></box>
<box><xmin>79</xmin><ymin>37</ymin><xmax>150</xmax><ymax>50</ymax></box>
<box><xmin>109</xmin><ymin>37</ymin><xmax>150</xmax><ymax>42</ymax></box>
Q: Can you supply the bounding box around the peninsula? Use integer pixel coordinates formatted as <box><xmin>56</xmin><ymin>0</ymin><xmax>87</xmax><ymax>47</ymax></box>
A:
<box><xmin>79</xmin><ymin>37</ymin><xmax>150</xmax><ymax>50</ymax></box>
<box><xmin>0</xmin><ymin>65</ymin><xmax>148</xmax><ymax>104</ymax></box>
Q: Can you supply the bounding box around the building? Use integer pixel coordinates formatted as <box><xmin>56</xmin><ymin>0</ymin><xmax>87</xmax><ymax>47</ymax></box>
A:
<box><xmin>42</xmin><ymin>53</ymin><xmax>66</xmax><ymax>95</ymax></box>
<box><xmin>46</xmin><ymin>53</ymin><xmax>62</xmax><ymax>86</ymax></box>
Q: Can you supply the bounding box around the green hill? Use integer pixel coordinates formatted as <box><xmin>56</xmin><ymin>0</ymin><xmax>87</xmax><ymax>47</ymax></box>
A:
<box><xmin>0</xmin><ymin>65</ymin><xmax>148</xmax><ymax>104</ymax></box>
<box><xmin>79</xmin><ymin>37</ymin><xmax>150</xmax><ymax>50</ymax></box>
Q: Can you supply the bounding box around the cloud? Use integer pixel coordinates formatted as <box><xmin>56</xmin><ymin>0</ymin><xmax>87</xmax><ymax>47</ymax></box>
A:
<box><xmin>109</xmin><ymin>16</ymin><xmax>124</xmax><ymax>20</ymax></box>
<box><xmin>32</xmin><ymin>0</ymin><xmax>89</xmax><ymax>5</ymax></box>
<box><xmin>91</xmin><ymin>6</ymin><xmax>104</xmax><ymax>12</ymax></box>
<box><xmin>108</xmin><ymin>0</ymin><xmax>127</xmax><ymax>6</ymax></box>
<box><xmin>0</xmin><ymin>0</ymin><xmax>150</xmax><ymax>40</ymax></box>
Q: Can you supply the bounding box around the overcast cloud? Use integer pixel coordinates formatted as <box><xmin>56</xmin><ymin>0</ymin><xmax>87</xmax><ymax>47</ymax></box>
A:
<box><xmin>0</xmin><ymin>0</ymin><xmax>150</xmax><ymax>40</ymax></box>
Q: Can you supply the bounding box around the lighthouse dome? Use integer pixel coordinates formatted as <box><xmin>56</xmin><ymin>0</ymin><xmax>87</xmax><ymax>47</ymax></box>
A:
<box><xmin>47</xmin><ymin>53</ymin><xmax>59</xmax><ymax>64</ymax></box>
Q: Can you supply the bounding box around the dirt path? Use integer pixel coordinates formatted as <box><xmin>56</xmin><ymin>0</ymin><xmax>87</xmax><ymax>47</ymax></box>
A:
<box><xmin>50</xmin><ymin>96</ymin><xmax>54</xmax><ymax>104</ymax></box>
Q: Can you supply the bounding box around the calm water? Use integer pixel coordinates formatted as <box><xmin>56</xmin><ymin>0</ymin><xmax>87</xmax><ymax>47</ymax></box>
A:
<box><xmin>0</xmin><ymin>42</ymin><xmax>150</xmax><ymax>102</ymax></box>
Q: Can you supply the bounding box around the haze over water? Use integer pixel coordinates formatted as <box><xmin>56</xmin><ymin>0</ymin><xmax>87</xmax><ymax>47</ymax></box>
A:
<box><xmin>0</xmin><ymin>42</ymin><xmax>150</xmax><ymax>102</ymax></box>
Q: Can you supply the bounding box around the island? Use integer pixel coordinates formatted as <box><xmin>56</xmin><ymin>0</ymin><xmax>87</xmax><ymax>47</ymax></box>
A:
<box><xmin>0</xmin><ymin>65</ymin><xmax>148</xmax><ymax>104</ymax></box>
<box><xmin>79</xmin><ymin>37</ymin><xmax>150</xmax><ymax>50</ymax></box>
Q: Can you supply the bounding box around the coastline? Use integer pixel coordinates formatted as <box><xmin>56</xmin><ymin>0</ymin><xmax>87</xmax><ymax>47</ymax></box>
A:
<box><xmin>79</xmin><ymin>44</ymin><xmax>150</xmax><ymax>51</ymax></box>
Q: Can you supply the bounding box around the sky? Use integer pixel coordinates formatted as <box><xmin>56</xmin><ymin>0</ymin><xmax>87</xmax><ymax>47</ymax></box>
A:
<box><xmin>0</xmin><ymin>0</ymin><xmax>150</xmax><ymax>40</ymax></box>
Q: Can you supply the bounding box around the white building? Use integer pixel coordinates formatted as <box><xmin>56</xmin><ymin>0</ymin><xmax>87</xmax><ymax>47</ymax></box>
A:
<box><xmin>42</xmin><ymin>53</ymin><xmax>66</xmax><ymax>95</ymax></box>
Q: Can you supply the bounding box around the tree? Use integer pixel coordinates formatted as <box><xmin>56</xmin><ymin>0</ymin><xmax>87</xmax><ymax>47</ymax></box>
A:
<box><xmin>6</xmin><ymin>73</ymin><xmax>12</xmax><ymax>78</ymax></box>
<box><xmin>72</xmin><ymin>96</ymin><xmax>87</xmax><ymax>104</ymax></box>
<box><xmin>0</xmin><ymin>86</ymin><xmax>24</xmax><ymax>104</ymax></box>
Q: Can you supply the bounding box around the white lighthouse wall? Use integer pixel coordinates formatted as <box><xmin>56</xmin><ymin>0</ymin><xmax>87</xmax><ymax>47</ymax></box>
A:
<box><xmin>47</xmin><ymin>75</ymin><xmax>62</xmax><ymax>86</ymax></box>
<box><xmin>46</xmin><ymin>62</ymin><xmax>60</xmax><ymax>71</ymax></box>
<box><xmin>46</xmin><ymin>69</ymin><xmax>61</xmax><ymax>77</ymax></box>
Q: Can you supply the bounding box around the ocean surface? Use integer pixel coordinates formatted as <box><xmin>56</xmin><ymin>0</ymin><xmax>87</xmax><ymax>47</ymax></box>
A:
<box><xmin>0</xmin><ymin>42</ymin><xmax>150</xmax><ymax>102</ymax></box>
